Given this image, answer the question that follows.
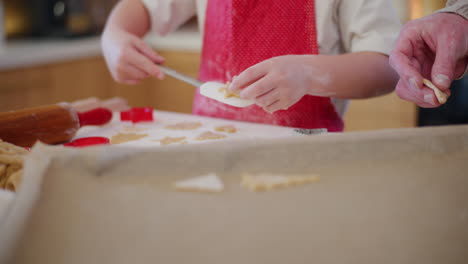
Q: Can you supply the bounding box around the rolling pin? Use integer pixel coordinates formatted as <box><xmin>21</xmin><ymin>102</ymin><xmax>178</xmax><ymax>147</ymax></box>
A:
<box><xmin>0</xmin><ymin>103</ymin><xmax>113</xmax><ymax>147</ymax></box>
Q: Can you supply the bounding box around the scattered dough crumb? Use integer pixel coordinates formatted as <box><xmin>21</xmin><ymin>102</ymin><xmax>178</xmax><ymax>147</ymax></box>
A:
<box><xmin>174</xmin><ymin>173</ymin><xmax>224</xmax><ymax>193</ymax></box>
<box><xmin>241</xmin><ymin>173</ymin><xmax>320</xmax><ymax>192</ymax></box>
<box><xmin>218</xmin><ymin>82</ymin><xmax>240</xmax><ymax>98</ymax></box>
<box><xmin>423</xmin><ymin>78</ymin><xmax>449</xmax><ymax>104</ymax></box>
<box><xmin>157</xmin><ymin>136</ymin><xmax>187</xmax><ymax>145</ymax></box>
<box><xmin>165</xmin><ymin>122</ymin><xmax>203</xmax><ymax>130</ymax></box>
<box><xmin>110</xmin><ymin>133</ymin><xmax>148</xmax><ymax>144</ymax></box>
<box><xmin>195</xmin><ymin>131</ymin><xmax>227</xmax><ymax>140</ymax></box>
<box><xmin>214</xmin><ymin>125</ymin><xmax>237</xmax><ymax>133</ymax></box>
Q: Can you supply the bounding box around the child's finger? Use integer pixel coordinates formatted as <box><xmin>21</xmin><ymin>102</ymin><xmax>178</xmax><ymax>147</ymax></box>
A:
<box><xmin>127</xmin><ymin>48</ymin><xmax>162</xmax><ymax>78</ymax></box>
<box><xmin>239</xmin><ymin>76</ymin><xmax>275</xmax><ymax>100</ymax></box>
<box><xmin>230</xmin><ymin>61</ymin><xmax>269</xmax><ymax>93</ymax></box>
<box><xmin>254</xmin><ymin>88</ymin><xmax>280</xmax><ymax>107</ymax></box>
<box><xmin>263</xmin><ymin>100</ymin><xmax>282</xmax><ymax>113</ymax></box>
<box><xmin>133</xmin><ymin>39</ymin><xmax>165</xmax><ymax>63</ymax></box>
<box><xmin>122</xmin><ymin>64</ymin><xmax>148</xmax><ymax>81</ymax></box>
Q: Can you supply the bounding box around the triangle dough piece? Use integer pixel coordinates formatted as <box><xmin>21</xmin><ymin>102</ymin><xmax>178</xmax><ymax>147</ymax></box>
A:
<box><xmin>174</xmin><ymin>173</ymin><xmax>224</xmax><ymax>193</ymax></box>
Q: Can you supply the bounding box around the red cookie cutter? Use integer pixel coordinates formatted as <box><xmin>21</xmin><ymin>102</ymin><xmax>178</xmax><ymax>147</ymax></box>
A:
<box><xmin>120</xmin><ymin>107</ymin><xmax>154</xmax><ymax>123</ymax></box>
<box><xmin>64</xmin><ymin>137</ymin><xmax>110</xmax><ymax>148</ymax></box>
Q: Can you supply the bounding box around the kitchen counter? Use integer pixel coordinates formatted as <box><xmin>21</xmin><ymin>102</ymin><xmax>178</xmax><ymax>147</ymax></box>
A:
<box><xmin>0</xmin><ymin>25</ymin><xmax>202</xmax><ymax>71</ymax></box>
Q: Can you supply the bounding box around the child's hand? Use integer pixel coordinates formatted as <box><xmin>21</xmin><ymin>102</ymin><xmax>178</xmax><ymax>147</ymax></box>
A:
<box><xmin>229</xmin><ymin>55</ymin><xmax>330</xmax><ymax>113</ymax></box>
<box><xmin>102</xmin><ymin>29</ymin><xmax>165</xmax><ymax>85</ymax></box>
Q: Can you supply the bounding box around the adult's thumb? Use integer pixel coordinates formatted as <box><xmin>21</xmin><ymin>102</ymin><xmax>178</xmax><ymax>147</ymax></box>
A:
<box><xmin>431</xmin><ymin>46</ymin><xmax>458</xmax><ymax>90</ymax></box>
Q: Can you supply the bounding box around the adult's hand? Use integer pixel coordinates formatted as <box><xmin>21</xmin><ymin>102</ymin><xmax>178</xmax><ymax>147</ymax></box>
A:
<box><xmin>389</xmin><ymin>13</ymin><xmax>468</xmax><ymax>107</ymax></box>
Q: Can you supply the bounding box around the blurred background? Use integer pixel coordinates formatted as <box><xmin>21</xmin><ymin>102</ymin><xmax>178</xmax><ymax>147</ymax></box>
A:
<box><xmin>0</xmin><ymin>0</ymin><xmax>466</xmax><ymax>131</ymax></box>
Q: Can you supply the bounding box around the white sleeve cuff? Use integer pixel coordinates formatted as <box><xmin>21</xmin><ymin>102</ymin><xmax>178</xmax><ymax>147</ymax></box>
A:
<box><xmin>350</xmin><ymin>33</ymin><xmax>397</xmax><ymax>56</ymax></box>
<box><xmin>339</xmin><ymin>0</ymin><xmax>401</xmax><ymax>56</ymax></box>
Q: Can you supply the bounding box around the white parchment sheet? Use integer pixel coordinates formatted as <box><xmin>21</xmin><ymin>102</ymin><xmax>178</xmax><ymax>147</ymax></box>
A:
<box><xmin>1</xmin><ymin>125</ymin><xmax>468</xmax><ymax>264</ymax></box>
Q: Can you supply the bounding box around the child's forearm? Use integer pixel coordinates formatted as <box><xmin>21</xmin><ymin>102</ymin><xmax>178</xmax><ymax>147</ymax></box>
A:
<box><xmin>310</xmin><ymin>52</ymin><xmax>399</xmax><ymax>99</ymax></box>
<box><xmin>229</xmin><ymin>52</ymin><xmax>398</xmax><ymax>113</ymax></box>
<box><xmin>101</xmin><ymin>0</ymin><xmax>165</xmax><ymax>84</ymax></box>
<box><xmin>104</xmin><ymin>0</ymin><xmax>151</xmax><ymax>37</ymax></box>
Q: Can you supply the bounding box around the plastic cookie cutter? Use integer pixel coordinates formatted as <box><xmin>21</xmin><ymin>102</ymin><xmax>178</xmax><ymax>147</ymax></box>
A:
<box><xmin>64</xmin><ymin>137</ymin><xmax>110</xmax><ymax>147</ymax></box>
<box><xmin>120</xmin><ymin>107</ymin><xmax>154</xmax><ymax>123</ymax></box>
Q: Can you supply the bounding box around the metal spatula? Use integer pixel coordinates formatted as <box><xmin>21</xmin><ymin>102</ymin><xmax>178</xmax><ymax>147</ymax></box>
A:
<box><xmin>158</xmin><ymin>65</ymin><xmax>203</xmax><ymax>87</ymax></box>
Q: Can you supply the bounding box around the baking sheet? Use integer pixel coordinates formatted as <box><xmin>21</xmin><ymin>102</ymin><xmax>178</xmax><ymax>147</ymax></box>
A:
<box><xmin>3</xmin><ymin>125</ymin><xmax>468</xmax><ymax>264</ymax></box>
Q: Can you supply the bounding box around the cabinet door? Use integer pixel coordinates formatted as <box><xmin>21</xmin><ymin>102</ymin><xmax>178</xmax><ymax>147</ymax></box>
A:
<box><xmin>344</xmin><ymin>93</ymin><xmax>417</xmax><ymax>131</ymax></box>
<box><xmin>48</xmin><ymin>57</ymin><xmax>112</xmax><ymax>103</ymax></box>
<box><xmin>0</xmin><ymin>66</ymin><xmax>52</xmax><ymax>111</ymax></box>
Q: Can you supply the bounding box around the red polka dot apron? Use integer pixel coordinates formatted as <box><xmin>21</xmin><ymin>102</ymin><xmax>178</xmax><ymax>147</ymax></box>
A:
<box><xmin>193</xmin><ymin>0</ymin><xmax>344</xmax><ymax>132</ymax></box>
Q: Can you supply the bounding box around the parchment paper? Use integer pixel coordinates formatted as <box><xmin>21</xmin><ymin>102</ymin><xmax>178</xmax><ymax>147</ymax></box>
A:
<box><xmin>3</xmin><ymin>125</ymin><xmax>468</xmax><ymax>264</ymax></box>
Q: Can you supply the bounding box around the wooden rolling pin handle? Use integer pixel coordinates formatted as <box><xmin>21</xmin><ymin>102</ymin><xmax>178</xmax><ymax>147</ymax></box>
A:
<box><xmin>77</xmin><ymin>108</ymin><xmax>113</xmax><ymax>127</ymax></box>
<box><xmin>0</xmin><ymin>105</ymin><xmax>113</xmax><ymax>148</ymax></box>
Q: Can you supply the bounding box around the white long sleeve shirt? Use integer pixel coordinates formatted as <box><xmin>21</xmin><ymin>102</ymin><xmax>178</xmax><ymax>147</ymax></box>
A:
<box><xmin>439</xmin><ymin>0</ymin><xmax>468</xmax><ymax>19</ymax></box>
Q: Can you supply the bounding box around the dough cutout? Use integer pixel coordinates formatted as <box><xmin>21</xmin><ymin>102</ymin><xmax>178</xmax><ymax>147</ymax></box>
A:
<box><xmin>174</xmin><ymin>173</ymin><xmax>224</xmax><ymax>193</ymax></box>
<box><xmin>195</xmin><ymin>131</ymin><xmax>227</xmax><ymax>140</ymax></box>
<box><xmin>200</xmin><ymin>81</ymin><xmax>254</xmax><ymax>108</ymax></box>
<box><xmin>241</xmin><ymin>173</ymin><xmax>320</xmax><ymax>192</ymax></box>
<box><xmin>157</xmin><ymin>137</ymin><xmax>187</xmax><ymax>145</ymax></box>
<box><xmin>423</xmin><ymin>78</ymin><xmax>449</xmax><ymax>104</ymax></box>
<box><xmin>214</xmin><ymin>125</ymin><xmax>237</xmax><ymax>133</ymax></box>
<box><xmin>165</xmin><ymin>122</ymin><xmax>203</xmax><ymax>130</ymax></box>
<box><xmin>110</xmin><ymin>133</ymin><xmax>148</xmax><ymax>144</ymax></box>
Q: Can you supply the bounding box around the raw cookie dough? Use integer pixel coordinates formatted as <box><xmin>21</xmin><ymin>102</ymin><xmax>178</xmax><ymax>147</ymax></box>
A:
<box><xmin>174</xmin><ymin>173</ymin><xmax>224</xmax><ymax>193</ymax></box>
<box><xmin>241</xmin><ymin>173</ymin><xmax>320</xmax><ymax>192</ymax></box>
<box><xmin>195</xmin><ymin>131</ymin><xmax>227</xmax><ymax>140</ymax></box>
<box><xmin>110</xmin><ymin>133</ymin><xmax>148</xmax><ymax>144</ymax></box>
<box><xmin>218</xmin><ymin>82</ymin><xmax>240</xmax><ymax>98</ymax></box>
<box><xmin>214</xmin><ymin>125</ymin><xmax>237</xmax><ymax>133</ymax></box>
<box><xmin>122</xmin><ymin>126</ymin><xmax>148</xmax><ymax>133</ymax></box>
<box><xmin>423</xmin><ymin>78</ymin><xmax>449</xmax><ymax>104</ymax></box>
<box><xmin>200</xmin><ymin>81</ymin><xmax>255</xmax><ymax>107</ymax></box>
<box><xmin>157</xmin><ymin>137</ymin><xmax>187</xmax><ymax>145</ymax></box>
<box><xmin>165</xmin><ymin>122</ymin><xmax>203</xmax><ymax>130</ymax></box>
<box><xmin>0</xmin><ymin>140</ymin><xmax>27</xmax><ymax>192</ymax></box>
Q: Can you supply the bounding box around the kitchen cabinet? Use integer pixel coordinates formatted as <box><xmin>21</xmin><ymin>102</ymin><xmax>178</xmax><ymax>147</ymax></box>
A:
<box><xmin>0</xmin><ymin>52</ymin><xmax>416</xmax><ymax>131</ymax></box>
<box><xmin>0</xmin><ymin>51</ymin><xmax>200</xmax><ymax>114</ymax></box>
<box><xmin>344</xmin><ymin>93</ymin><xmax>417</xmax><ymax>131</ymax></box>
